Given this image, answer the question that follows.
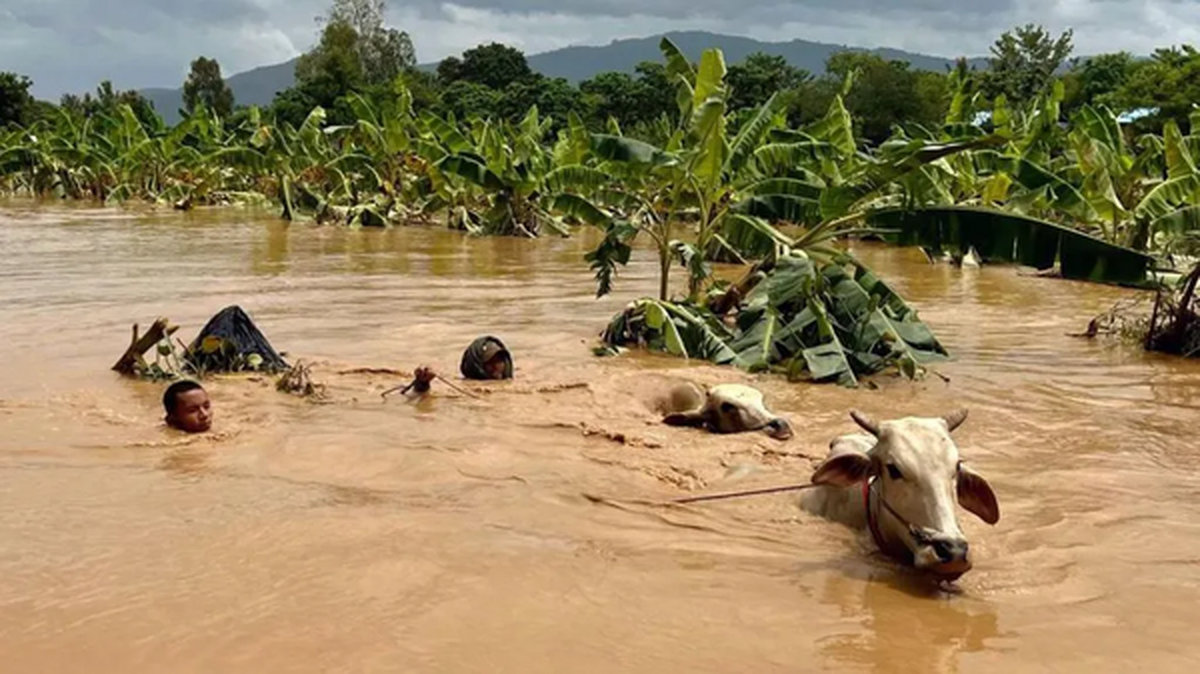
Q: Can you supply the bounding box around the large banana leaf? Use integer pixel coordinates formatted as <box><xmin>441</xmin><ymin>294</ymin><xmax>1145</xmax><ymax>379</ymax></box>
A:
<box><xmin>692</xmin><ymin>49</ymin><xmax>727</xmax><ymax>113</ymax></box>
<box><xmin>725</xmin><ymin>93</ymin><xmax>784</xmax><ymax>175</ymax></box>
<box><xmin>603</xmin><ymin>298</ymin><xmax>742</xmax><ymax>365</ymax></box>
<box><xmin>1134</xmin><ymin>174</ymin><xmax>1200</xmax><ymax>222</ymax></box>
<box><xmin>659</xmin><ymin>37</ymin><xmax>696</xmax><ymax>85</ymax></box>
<box><xmin>549</xmin><ymin>193</ymin><xmax>611</xmax><ymax>227</ymax></box>
<box><xmin>820</xmin><ymin>136</ymin><xmax>1008</xmax><ymax>221</ymax></box>
<box><xmin>1149</xmin><ymin>205</ymin><xmax>1200</xmax><ymax>240</ymax></box>
<box><xmin>868</xmin><ymin>206</ymin><xmax>1155</xmax><ymax>286</ymax></box>
<box><xmin>707</xmin><ymin>212</ymin><xmax>794</xmax><ymax>261</ymax></box>
<box><xmin>591</xmin><ymin>134</ymin><xmax>670</xmax><ymax>165</ymax></box>
<box><xmin>436</xmin><ymin>154</ymin><xmax>507</xmax><ymax>191</ymax></box>
<box><xmin>804</xmin><ymin>95</ymin><xmax>856</xmax><ymax>157</ymax></box>
<box><xmin>689</xmin><ymin>97</ymin><xmax>728</xmax><ymax>190</ymax></box>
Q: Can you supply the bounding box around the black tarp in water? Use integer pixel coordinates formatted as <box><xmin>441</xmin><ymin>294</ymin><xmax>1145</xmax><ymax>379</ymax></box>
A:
<box><xmin>186</xmin><ymin>305</ymin><xmax>289</xmax><ymax>373</ymax></box>
<box><xmin>459</xmin><ymin>335</ymin><xmax>512</xmax><ymax>380</ymax></box>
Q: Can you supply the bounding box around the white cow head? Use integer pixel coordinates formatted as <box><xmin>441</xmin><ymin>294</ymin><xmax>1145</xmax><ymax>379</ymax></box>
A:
<box><xmin>662</xmin><ymin>384</ymin><xmax>794</xmax><ymax>441</ymax></box>
<box><xmin>811</xmin><ymin>409</ymin><xmax>999</xmax><ymax>579</ymax></box>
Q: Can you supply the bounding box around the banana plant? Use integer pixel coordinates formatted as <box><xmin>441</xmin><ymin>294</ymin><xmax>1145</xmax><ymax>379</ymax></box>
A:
<box><xmin>428</xmin><ymin>106</ymin><xmax>593</xmax><ymax>237</ymax></box>
<box><xmin>583</xmin><ymin>39</ymin><xmax>795</xmax><ymax>302</ymax></box>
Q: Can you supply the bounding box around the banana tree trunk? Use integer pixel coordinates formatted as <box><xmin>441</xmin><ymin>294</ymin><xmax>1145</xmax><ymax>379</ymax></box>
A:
<box><xmin>656</xmin><ymin>214</ymin><xmax>673</xmax><ymax>301</ymax></box>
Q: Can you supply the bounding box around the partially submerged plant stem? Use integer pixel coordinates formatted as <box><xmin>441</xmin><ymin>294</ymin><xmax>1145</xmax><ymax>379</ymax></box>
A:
<box><xmin>1080</xmin><ymin>261</ymin><xmax>1200</xmax><ymax>357</ymax></box>
<box><xmin>276</xmin><ymin>361</ymin><xmax>328</xmax><ymax>400</ymax></box>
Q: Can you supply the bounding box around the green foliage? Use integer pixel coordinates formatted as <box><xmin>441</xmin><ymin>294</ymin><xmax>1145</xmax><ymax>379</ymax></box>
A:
<box><xmin>579</xmin><ymin>69</ymin><xmax>675</xmax><ymax>130</ymax></box>
<box><xmin>439</xmin><ymin>81</ymin><xmax>503</xmax><ymax>122</ymax></box>
<box><xmin>983</xmin><ymin>24</ymin><xmax>1074</xmax><ymax>104</ymax></box>
<box><xmin>440</xmin><ymin>43</ymin><xmax>534</xmax><ymax>90</ymax></box>
<box><xmin>183</xmin><ymin>57</ymin><xmax>235</xmax><ymax>118</ymax></box>
<box><xmin>602</xmin><ymin>251</ymin><xmax>948</xmax><ymax>387</ymax></box>
<box><xmin>1107</xmin><ymin>47</ymin><xmax>1200</xmax><ymax>129</ymax></box>
<box><xmin>499</xmin><ymin>76</ymin><xmax>587</xmax><ymax>129</ymax></box>
<box><xmin>726</xmin><ymin>52</ymin><xmax>810</xmax><ymax>112</ymax></box>
<box><xmin>825</xmin><ymin>52</ymin><xmax>947</xmax><ymax>143</ymax></box>
<box><xmin>59</xmin><ymin>81</ymin><xmax>161</xmax><ymax>130</ymax></box>
<box><xmin>275</xmin><ymin>0</ymin><xmax>417</xmax><ymax>127</ymax></box>
<box><xmin>1062</xmin><ymin>52</ymin><xmax>1134</xmax><ymax>113</ymax></box>
<box><xmin>317</xmin><ymin>0</ymin><xmax>415</xmax><ymax>85</ymax></box>
<box><xmin>0</xmin><ymin>72</ymin><xmax>36</xmax><ymax>128</ymax></box>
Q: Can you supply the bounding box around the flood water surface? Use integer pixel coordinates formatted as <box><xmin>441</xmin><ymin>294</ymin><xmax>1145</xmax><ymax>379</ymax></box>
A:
<box><xmin>2</xmin><ymin>202</ymin><xmax>1199</xmax><ymax>673</ymax></box>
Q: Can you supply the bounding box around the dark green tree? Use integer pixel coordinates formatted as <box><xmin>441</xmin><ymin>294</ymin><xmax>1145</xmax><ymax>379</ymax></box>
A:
<box><xmin>315</xmin><ymin>0</ymin><xmax>415</xmax><ymax>85</ymax></box>
<box><xmin>439</xmin><ymin>80</ymin><xmax>503</xmax><ymax>121</ymax></box>
<box><xmin>1109</xmin><ymin>46</ymin><xmax>1200</xmax><ymax>129</ymax></box>
<box><xmin>499</xmin><ymin>75</ymin><xmax>586</xmax><ymax>128</ymax></box>
<box><xmin>399</xmin><ymin>69</ymin><xmax>442</xmax><ymax>112</ymax></box>
<box><xmin>436</xmin><ymin>56</ymin><xmax>464</xmax><ymax>85</ymax></box>
<box><xmin>182</xmin><ymin>56</ymin><xmax>235</xmax><ymax>117</ymax></box>
<box><xmin>274</xmin><ymin>0</ymin><xmax>418</xmax><ymax>127</ymax></box>
<box><xmin>1062</xmin><ymin>52</ymin><xmax>1134</xmax><ymax>112</ymax></box>
<box><xmin>0</xmin><ymin>72</ymin><xmax>36</xmax><ymax>128</ymax></box>
<box><xmin>824</xmin><ymin>52</ymin><xmax>946</xmax><ymax>143</ymax></box>
<box><xmin>578</xmin><ymin>61</ymin><xmax>677</xmax><ymax>130</ymax></box>
<box><xmin>580</xmin><ymin>72</ymin><xmax>645</xmax><ymax>127</ymax></box>
<box><xmin>632</xmin><ymin>61</ymin><xmax>677</xmax><ymax>123</ymax></box>
<box><xmin>983</xmin><ymin>24</ymin><xmax>1074</xmax><ymax>103</ymax></box>
<box><xmin>451</xmin><ymin>43</ymin><xmax>534</xmax><ymax>90</ymax></box>
<box><xmin>726</xmin><ymin>52</ymin><xmax>809</xmax><ymax>111</ymax></box>
<box><xmin>278</xmin><ymin>18</ymin><xmax>364</xmax><ymax>126</ymax></box>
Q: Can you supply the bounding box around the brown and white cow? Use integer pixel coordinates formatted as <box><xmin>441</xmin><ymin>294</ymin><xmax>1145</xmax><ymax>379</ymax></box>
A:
<box><xmin>659</xmin><ymin>383</ymin><xmax>794</xmax><ymax>441</ymax></box>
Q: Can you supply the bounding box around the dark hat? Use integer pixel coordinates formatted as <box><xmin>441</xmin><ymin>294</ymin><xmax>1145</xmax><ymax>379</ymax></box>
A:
<box><xmin>460</xmin><ymin>336</ymin><xmax>513</xmax><ymax>380</ymax></box>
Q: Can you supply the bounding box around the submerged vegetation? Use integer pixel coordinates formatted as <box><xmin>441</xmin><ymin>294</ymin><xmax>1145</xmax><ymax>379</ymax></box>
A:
<box><xmin>1082</xmin><ymin>261</ymin><xmax>1200</xmax><ymax>358</ymax></box>
<box><xmin>601</xmin><ymin>250</ymin><xmax>949</xmax><ymax>387</ymax></box>
<box><xmin>4</xmin><ymin>2</ymin><xmax>1200</xmax><ymax>379</ymax></box>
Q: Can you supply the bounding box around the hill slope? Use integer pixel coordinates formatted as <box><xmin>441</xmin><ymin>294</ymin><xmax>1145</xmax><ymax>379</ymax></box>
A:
<box><xmin>142</xmin><ymin>31</ymin><xmax>986</xmax><ymax>124</ymax></box>
<box><xmin>522</xmin><ymin>31</ymin><xmax>985</xmax><ymax>83</ymax></box>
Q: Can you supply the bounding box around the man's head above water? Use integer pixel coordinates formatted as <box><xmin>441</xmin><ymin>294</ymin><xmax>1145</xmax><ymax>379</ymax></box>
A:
<box><xmin>460</xmin><ymin>336</ymin><xmax>513</xmax><ymax>381</ymax></box>
<box><xmin>479</xmin><ymin>341</ymin><xmax>508</xmax><ymax>379</ymax></box>
<box><xmin>163</xmin><ymin>380</ymin><xmax>213</xmax><ymax>433</ymax></box>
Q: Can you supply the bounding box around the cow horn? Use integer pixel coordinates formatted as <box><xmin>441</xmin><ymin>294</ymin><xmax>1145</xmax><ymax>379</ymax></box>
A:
<box><xmin>942</xmin><ymin>408</ymin><xmax>969</xmax><ymax>432</ymax></box>
<box><xmin>849</xmin><ymin>410</ymin><xmax>880</xmax><ymax>437</ymax></box>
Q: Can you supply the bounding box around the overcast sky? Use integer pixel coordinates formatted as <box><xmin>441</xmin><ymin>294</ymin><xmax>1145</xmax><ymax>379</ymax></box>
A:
<box><xmin>3</xmin><ymin>0</ymin><xmax>1199</xmax><ymax>99</ymax></box>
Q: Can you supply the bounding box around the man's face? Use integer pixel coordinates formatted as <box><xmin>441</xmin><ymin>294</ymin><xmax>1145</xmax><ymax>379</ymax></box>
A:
<box><xmin>484</xmin><ymin>356</ymin><xmax>507</xmax><ymax>380</ymax></box>
<box><xmin>169</xmin><ymin>388</ymin><xmax>213</xmax><ymax>433</ymax></box>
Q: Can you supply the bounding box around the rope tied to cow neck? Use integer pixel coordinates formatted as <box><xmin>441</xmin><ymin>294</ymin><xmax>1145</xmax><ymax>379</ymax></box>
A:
<box><xmin>667</xmin><ymin>482</ymin><xmax>822</xmax><ymax>504</ymax></box>
<box><xmin>866</xmin><ymin>476</ymin><xmax>934</xmax><ymax>548</ymax></box>
<box><xmin>640</xmin><ymin>476</ymin><xmax>932</xmax><ymax>546</ymax></box>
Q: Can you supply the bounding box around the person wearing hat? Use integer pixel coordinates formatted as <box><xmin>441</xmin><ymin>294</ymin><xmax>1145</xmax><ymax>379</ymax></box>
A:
<box><xmin>460</xmin><ymin>336</ymin><xmax>513</xmax><ymax>380</ymax></box>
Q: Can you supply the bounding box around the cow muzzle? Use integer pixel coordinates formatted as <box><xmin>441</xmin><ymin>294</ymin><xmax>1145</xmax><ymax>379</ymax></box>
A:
<box><xmin>762</xmin><ymin>418</ymin><xmax>793</xmax><ymax>441</ymax></box>
<box><xmin>913</xmin><ymin>535</ymin><xmax>972</xmax><ymax>580</ymax></box>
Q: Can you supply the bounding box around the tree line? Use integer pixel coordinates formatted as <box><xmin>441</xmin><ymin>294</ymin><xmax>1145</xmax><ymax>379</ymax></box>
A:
<box><xmin>1</xmin><ymin>0</ymin><xmax>1198</xmax><ymax>141</ymax></box>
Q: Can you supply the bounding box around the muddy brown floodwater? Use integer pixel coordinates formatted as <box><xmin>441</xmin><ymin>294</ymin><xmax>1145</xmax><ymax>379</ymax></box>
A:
<box><xmin>2</xmin><ymin>201</ymin><xmax>1199</xmax><ymax>673</ymax></box>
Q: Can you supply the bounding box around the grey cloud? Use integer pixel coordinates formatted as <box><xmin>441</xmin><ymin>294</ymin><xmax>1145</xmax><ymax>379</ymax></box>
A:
<box><xmin>2</xmin><ymin>0</ymin><xmax>1199</xmax><ymax>99</ymax></box>
<box><xmin>0</xmin><ymin>0</ymin><xmax>319</xmax><ymax>97</ymax></box>
<box><xmin>427</xmin><ymin>0</ymin><xmax>1015</xmax><ymax>26</ymax></box>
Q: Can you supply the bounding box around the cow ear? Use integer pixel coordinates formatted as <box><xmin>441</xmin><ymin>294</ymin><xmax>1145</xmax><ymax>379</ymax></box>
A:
<box><xmin>812</xmin><ymin>452</ymin><xmax>874</xmax><ymax>487</ymax></box>
<box><xmin>957</xmin><ymin>464</ymin><xmax>1000</xmax><ymax>525</ymax></box>
<box><xmin>663</xmin><ymin>410</ymin><xmax>706</xmax><ymax>428</ymax></box>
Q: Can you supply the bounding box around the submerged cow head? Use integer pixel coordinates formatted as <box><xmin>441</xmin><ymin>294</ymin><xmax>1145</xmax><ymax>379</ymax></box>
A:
<box><xmin>811</xmin><ymin>409</ymin><xmax>999</xmax><ymax>580</ymax></box>
<box><xmin>662</xmin><ymin>383</ymin><xmax>793</xmax><ymax>441</ymax></box>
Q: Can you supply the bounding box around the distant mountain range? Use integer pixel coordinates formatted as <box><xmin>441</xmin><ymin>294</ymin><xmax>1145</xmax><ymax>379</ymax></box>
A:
<box><xmin>141</xmin><ymin>30</ymin><xmax>989</xmax><ymax>125</ymax></box>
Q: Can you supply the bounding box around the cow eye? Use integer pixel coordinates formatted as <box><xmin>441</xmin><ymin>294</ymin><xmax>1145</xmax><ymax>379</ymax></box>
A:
<box><xmin>886</xmin><ymin>464</ymin><xmax>903</xmax><ymax>480</ymax></box>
